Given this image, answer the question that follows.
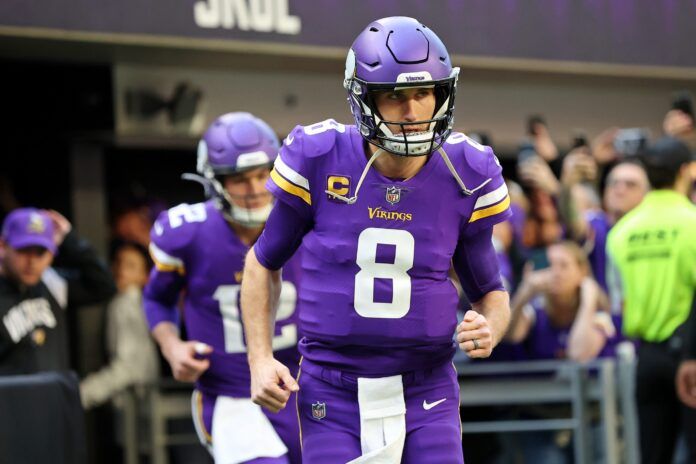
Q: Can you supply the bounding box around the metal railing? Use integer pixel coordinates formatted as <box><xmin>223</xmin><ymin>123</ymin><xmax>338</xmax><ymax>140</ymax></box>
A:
<box><xmin>456</xmin><ymin>357</ymin><xmax>639</xmax><ymax>464</ymax></box>
<box><xmin>117</xmin><ymin>357</ymin><xmax>639</xmax><ymax>464</ymax></box>
<box><xmin>118</xmin><ymin>379</ymin><xmax>199</xmax><ymax>464</ymax></box>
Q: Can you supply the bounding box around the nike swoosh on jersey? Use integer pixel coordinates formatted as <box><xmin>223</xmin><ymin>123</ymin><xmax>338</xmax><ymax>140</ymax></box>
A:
<box><xmin>422</xmin><ymin>398</ymin><xmax>447</xmax><ymax>410</ymax></box>
<box><xmin>285</xmin><ymin>135</ymin><xmax>294</xmax><ymax>145</ymax></box>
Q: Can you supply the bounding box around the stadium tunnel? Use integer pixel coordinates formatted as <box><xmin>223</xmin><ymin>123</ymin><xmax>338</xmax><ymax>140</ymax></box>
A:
<box><xmin>1</xmin><ymin>2</ymin><xmax>696</xmax><ymax>463</ymax></box>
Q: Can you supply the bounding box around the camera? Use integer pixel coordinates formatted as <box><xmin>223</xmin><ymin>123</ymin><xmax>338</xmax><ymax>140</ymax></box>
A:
<box><xmin>613</xmin><ymin>128</ymin><xmax>650</xmax><ymax>157</ymax></box>
<box><xmin>517</xmin><ymin>142</ymin><xmax>538</xmax><ymax>164</ymax></box>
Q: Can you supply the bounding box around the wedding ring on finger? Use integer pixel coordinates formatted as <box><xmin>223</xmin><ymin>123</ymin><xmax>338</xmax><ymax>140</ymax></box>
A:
<box><xmin>472</xmin><ymin>338</ymin><xmax>480</xmax><ymax>350</ymax></box>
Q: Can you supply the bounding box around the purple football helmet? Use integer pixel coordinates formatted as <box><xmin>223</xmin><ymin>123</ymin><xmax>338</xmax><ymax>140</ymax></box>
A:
<box><xmin>195</xmin><ymin>112</ymin><xmax>279</xmax><ymax>226</ymax></box>
<box><xmin>344</xmin><ymin>16</ymin><xmax>460</xmax><ymax>156</ymax></box>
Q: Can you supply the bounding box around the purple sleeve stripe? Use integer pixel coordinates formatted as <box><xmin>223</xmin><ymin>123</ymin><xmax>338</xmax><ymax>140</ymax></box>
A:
<box><xmin>269</xmin><ymin>168</ymin><xmax>311</xmax><ymax>205</ymax></box>
<box><xmin>469</xmin><ymin>195</ymin><xmax>510</xmax><ymax>223</ymax></box>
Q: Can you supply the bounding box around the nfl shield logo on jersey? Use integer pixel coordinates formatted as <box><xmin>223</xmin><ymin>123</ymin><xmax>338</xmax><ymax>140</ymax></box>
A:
<box><xmin>311</xmin><ymin>401</ymin><xmax>326</xmax><ymax>420</ymax></box>
<box><xmin>386</xmin><ymin>186</ymin><xmax>401</xmax><ymax>205</ymax></box>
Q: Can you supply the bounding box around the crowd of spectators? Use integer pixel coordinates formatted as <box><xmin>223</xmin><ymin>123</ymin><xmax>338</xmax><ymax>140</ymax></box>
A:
<box><xmin>459</xmin><ymin>93</ymin><xmax>696</xmax><ymax>463</ymax></box>
<box><xmin>0</xmin><ymin>92</ymin><xmax>694</xmax><ymax>463</ymax></box>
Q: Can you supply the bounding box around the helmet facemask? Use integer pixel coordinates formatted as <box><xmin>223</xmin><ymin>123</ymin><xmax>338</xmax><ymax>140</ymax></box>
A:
<box><xmin>193</xmin><ymin>140</ymin><xmax>274</xmax><ymax>228</ymax></box>
<box><xmin>327</xmin><ymin>18</ymin><xmax>484</xmax><ymax>205</ymax></box>
<box><xmin>345</xmin><ymin>59</ymin><xmax>459</xmax><ymax>157</ymax></box>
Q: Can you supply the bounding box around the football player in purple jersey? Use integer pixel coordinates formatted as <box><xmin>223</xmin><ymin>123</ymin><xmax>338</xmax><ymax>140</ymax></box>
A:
<box><xmin>241</xmin><ymin>17</ymin><xmax>511</xmax><ymax>463</ymax></box>
<box><xmin>143</xmin><ymin>113</ymin><xmax>302</xmax><ymax>464</ymax></box>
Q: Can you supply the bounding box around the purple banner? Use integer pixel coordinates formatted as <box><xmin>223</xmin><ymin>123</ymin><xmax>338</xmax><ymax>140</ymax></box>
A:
<box><xmin>2</xmin><ymin>0</ymin><xmax>696</xmax><ymax>68</ymax></box>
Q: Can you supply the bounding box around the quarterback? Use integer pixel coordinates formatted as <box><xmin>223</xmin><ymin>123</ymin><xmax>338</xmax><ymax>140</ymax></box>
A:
<box><xmin>241</xmin><ymin>17</ymin><xmax>511</xmax><ymax>463</ymax></box>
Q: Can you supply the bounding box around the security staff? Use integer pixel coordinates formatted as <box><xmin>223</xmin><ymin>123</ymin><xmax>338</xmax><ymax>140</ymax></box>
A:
<box><xmin>677</xmin><ymin>295</ymin><xmax>696</xmax><ymax>408</ymax></box>
<box><xmin>607</xmin><ymin>137</ymin><xmax>696</xmax><ymax>464</ymax></box>
<box><xmin>0</xmin><ymin>208</ymin><xmax>115</xmax><ymax>374</ymax></box>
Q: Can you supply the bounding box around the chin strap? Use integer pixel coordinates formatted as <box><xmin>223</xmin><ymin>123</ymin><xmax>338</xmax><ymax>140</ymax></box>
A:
<box><xmin>325</xmin><ymin>148</ymin><xmax>385</xmax><ymax>204</ymax></box>
<box><xmin>182</xmin><ymin>172</ymin><xmax>271</xmax><ymax>227</ymax></box>
<box><xmin>324</xmin><ymin>146</ymin><xmax>493</xmax><ymax>205</ymax></box>
<box><xmin>181</xmin><ymin>172</ymin><xmax>215</xmax><ymax>196</ymax></box>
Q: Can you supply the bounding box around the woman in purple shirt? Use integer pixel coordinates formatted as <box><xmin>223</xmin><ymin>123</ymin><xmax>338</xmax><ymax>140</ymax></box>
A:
<box><xmin>506</xmin><ymin>241</ymin><xmax>618</xmax><ymax>361</ymax></box>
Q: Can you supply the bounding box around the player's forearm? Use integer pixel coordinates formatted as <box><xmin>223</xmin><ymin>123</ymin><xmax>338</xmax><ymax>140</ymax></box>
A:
<box><xmin>151</xmin><ymin>322</ymin><xmax>181</xmax><ymax>358</ymax></box>
<box><xmin>472</xmin><ymin>290</ymin><xmax>510</xmax><ymax>347</ymax></box>
<box><xmin>241</xmin><ymin>247</ymin><xmax>282</xmax><ymax>363</ymax></box>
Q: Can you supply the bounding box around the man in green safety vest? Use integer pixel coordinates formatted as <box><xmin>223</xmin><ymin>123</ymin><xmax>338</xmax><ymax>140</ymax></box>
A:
<box><xmin>607</xmin><ymin>136</ymin><xmax>696</xmax><ymax>464</ymax></box>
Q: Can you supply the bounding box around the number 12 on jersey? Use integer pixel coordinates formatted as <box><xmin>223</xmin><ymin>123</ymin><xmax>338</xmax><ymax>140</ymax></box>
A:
<box><xmin>354</xmin><ymin>228</ymin><xmax>414</xmax><ymax>318</ymax></box>
<box><xmin>213</xmin><ymin>282</ymin><xmax>298</xmax><ymax>353</ymax></box>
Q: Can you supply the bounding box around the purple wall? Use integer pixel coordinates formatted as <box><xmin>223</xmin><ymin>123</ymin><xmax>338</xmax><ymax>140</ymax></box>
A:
<box><xmin>2</xmin><ymin>0</ymin><xmax>696</xmax><ymax>68</ymax></box>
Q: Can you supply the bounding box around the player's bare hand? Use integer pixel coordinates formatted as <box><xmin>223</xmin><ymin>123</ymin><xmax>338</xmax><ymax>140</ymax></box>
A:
<box><xmin>456</xmin><ymin>310</ymin><xmax>494</xmax><ymax>358</ymax></box>
<box><xmin>676</xmin><ymin>360</ymin><xmax>696</xmax><ymax>409</ymax></box>
<box><xmin>44</xmin><ymin>209</ymin><xmax>72</xmax><ymax>246</ymax></box>
<box><xmin>163</xmin><ymin>339</ymin><xmax>212</xmax><ymax>383</ymax></box>
<box><xmin>249</xmin><ymin>357</ymin><xmax>299</xmax><ymax>413</ymax></box>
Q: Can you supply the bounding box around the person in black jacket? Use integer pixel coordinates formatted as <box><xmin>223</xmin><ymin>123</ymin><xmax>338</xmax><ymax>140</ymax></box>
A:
<box><xmin>0</xmin><ymin>207</ymin><xmax>116</xmax><ymax>375</ymax></box>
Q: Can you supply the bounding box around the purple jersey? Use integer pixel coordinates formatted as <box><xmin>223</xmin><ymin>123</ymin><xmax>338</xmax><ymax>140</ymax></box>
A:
<box><xmin>263</xmin><ymin>120</ymin><xmax>510</xmax><ymax>375</ymax></box>
<box><xmin>509</xmin><ymin>201</ymin><xmax>527</xmax><ymax>248</ymax></box>
<box><xmin>527</xmin><ymin>300</ymin><xmax>621</xmax><ymax>360</ymax></box>
<box><xmin>585</xmin><ymin>210</ymin><xmax>611</xmax><ymax>292</ymax></box>
<box><xmin>143</xmin><ymin>200</ymin><xmax>301</xmax><ymax>397</ymax></box>
<box><xmin>494</xmin><ymin>238</ymin><xmax>514</xmax><ymax>290</ymax></box>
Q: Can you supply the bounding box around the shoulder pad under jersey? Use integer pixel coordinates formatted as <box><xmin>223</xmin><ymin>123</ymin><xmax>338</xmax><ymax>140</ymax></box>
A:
<box><xmin>270</xmin><ymin>120</ymin><xmax>349</xmax><ymax>211</ymax></box>
<box><xmin>286</xmin><ymin>119</ymin><xmax>347</xmax><ymax>159</ymax></box>
<box><xmin>443</xmin><ymin>132</ymin><xmax>500</xmax><ymax>180</ymax></box>
<box><xmin>150</xmin><ymin>202</ymin><xmax>208</xmax><ymax>259</ymax></box>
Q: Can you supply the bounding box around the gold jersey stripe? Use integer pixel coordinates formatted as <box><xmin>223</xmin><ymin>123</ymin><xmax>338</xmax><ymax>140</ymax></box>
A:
<box><xmin>150</xmin><ymin>254</ymin><xmax>186</xmax><ymax>275</ymax></box>
<box><xmin>469</xmin><ymin>195</ymin><xmax>510</xmax><ymax>223</ymax></box>
<box><xmin>195</xmin><ymin>391</ymin><xmax>213</xmax><ymax>443</ymax></box>
<box><xmin>270</xmin><ymin>168</ymin><xmax>312</xmax><ymax>206</ymax></box>
<box><xmin>152</xmin><ymin>260</ymin><xmax>186</xmax><ymax>275</ymax></box>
